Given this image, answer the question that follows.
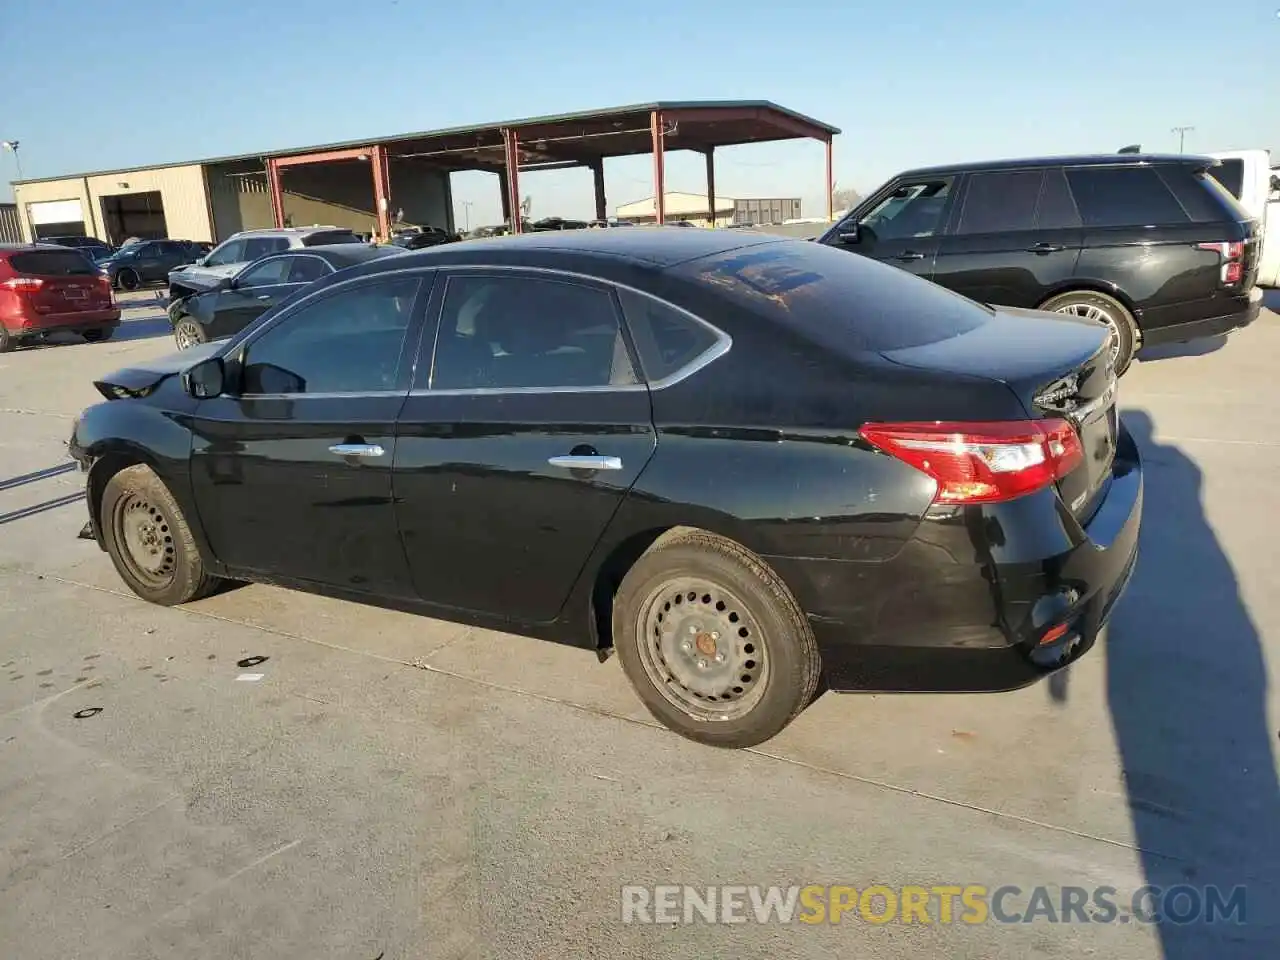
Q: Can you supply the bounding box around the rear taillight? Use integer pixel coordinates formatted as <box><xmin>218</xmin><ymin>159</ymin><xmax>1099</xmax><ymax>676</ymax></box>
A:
<box><xmin>861</xmin><ymin>420</ymin><xmax>1084</xmax><ymax>505</ymax></box>
<box><xmin>1197</xmin><ymin>241</ymin><xmax>1245</xmax><ymax>285</ymax></box>
<box><xmin>1</xmin><ymin>277</ymin><xmax>45</xmax><ymax>292</ymax></box>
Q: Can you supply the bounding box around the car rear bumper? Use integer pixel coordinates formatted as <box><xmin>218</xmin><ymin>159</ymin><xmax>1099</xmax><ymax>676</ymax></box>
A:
<box><xmin>3</xmin><ymin>308</ymin><xmax>120</xmax><ymax>334</ymax></box>
<box><xmin>1141</xmin><ymin>286</ymin><xmax>1262</xmax><ymax>347</ymax></box>
<box><xmin>767</xmin><ymin>423</ymin><xmax>1143</xmax><ymax>693</ymax></box>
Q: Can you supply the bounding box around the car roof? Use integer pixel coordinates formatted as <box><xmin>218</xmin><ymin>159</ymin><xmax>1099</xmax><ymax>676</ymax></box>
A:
<box><xmin>230</xmin><ymin>226</ymin><xmax>352</xmax><ymax>238</ymax></box>
<box><xmin>895</xmin><ymin>153</ymin><xmax>1218</xmax><ymax>179</ymax></box>
<box><xmin>284</xmin><ymin>242</ymin><xmax>401</xmax><ymax>265</ymax></box>
<box><xmin>381</xmin><ymin>226</ymin><xmax>787</xmax><ymax>269</ymax></box>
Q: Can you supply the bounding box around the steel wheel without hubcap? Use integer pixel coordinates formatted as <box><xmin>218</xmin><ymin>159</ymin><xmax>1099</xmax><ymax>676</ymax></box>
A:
<box><xmin>112</xmin><ymin>494</ymin><xmax>176</xmax><ymax>589</ymax></box>
<box><xmin>636</xmin><ymin>576</ymin><xmax>770</xmax><ymax>722</ymax></box>
<box><xmin>173</xmin><ymin>318</ymin><xmax>205</xmax><ymax>349</ymax></box>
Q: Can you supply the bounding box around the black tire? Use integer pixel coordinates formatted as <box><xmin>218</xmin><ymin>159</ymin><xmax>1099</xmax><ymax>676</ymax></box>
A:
<box><xmin>612</xmin><ymin>528</ymin><xmax>821</xmax><ymax>748</ymax></box>
<box><xmin>116</xmin><ymin>268</ymin><xmax>140</xmax><ymax>292</ymax></box>
<box><xmin>99</xmin><ymin>464</ymin><xmax>221</xmax><ymax>605</ymax></box>
<box><xmin>1038</xmin><ymin>290</ymin><xmax>1138</xmax><ymax>375</ymax></box>
<box><xmin>0</xmin><ymin>326</ymin><xmax>13</xmax><ymax>353</ymax></box>
<box><xmin>82</xmin><ymin>326</ymin><xmax>115</xmax><ymax>343</ymax></box>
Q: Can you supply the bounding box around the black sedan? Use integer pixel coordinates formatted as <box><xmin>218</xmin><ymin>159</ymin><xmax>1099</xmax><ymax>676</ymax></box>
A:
<box><xmin>166</xmin><ymin>243</ymin><xmax>404</xmax><ymax>349</ymax></box>
<box><xmin>68</xmin><ymin>229</ymin><xmax>1141</xmax><ymax>747</ymax></box>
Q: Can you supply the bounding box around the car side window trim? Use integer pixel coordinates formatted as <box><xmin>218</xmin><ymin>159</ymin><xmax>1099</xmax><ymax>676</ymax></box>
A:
<box><xmin>219</xmin><ymin>266</ymin><xmax>436</xmax><ymax>399</ymax></box>
<box><xmin>410</xmin><ymin>264</ymin><xmax>731</xmax><ymax>397</ymax></box>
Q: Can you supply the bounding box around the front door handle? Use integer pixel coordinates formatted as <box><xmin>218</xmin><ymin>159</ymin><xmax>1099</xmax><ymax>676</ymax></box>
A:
<box><xmin>548</xmin><ymin>454</ymin><xmax>623</xmax><ymax>471</ymax></box>
<box><xmin>329</xmin><ymin>443</ymin><xmax>385</xmax><ymax>458</ymax></box>
<box><xmin>1028</xmin><ymin>242</ymin><xmax>1066</xmax><ymax>254</ymax></box>
<box><xmin>256</xmin><ymin>294</ymin><xmax>272</xmax><ymax>301</ymax></box>
<box><xmin>893</xmin><ymin>250</ymin><xmax>925</xmax><ymax>262</ymax></box>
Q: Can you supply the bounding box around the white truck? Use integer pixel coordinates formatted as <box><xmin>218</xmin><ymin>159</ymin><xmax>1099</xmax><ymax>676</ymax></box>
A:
<box><xmin>1208</xmin><ymin>149</ymin><xmax>1280</xmax><ymax>287</ymax></box>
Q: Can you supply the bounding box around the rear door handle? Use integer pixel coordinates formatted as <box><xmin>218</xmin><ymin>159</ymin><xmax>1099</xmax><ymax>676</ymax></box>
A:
<box><xmin>894</xmin><ymin>250</ymin><xmax>926</xmax><ymax>262</ymax></box>
<box><xmin>1028</xmin><ymin>242</ymin><xmax>1066</xmax><ymax>254</ymax></box>
<box><xmin>329</xmin><ymin>443</ymin><xmax>385</xmax><ymax>458</ymax></box>
<box><xmin>547</xmin><ymin>455</ymin><xmax>623</xmax><ymax>471</ymax></box>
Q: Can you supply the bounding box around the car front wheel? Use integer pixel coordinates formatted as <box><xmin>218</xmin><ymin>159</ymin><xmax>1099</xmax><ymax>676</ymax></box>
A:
<box><xmin>612</xmin><ymin>529</ymin><xmax>821</xmax><ymax>748</ymax></box>
<box><xmin>99</xmin><ymin>464</ymin><xmax>221</xmax><ymax>605</ymax></box>
<box><xmin>116</xmin><ymin>268</ymin><xmax>140</xmax><ymax>291</ymax></box>
<box><xmin>172</xmin><ymin>316</ymin><xmax>208</xmax><ymax>350</ymax></box>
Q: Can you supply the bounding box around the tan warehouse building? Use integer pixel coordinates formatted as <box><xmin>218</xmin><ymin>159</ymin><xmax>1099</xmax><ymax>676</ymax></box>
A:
<box><xmin>11</xmin><ymin>152</ymin><xmax>453</xmax><ymax>246</ymax></box>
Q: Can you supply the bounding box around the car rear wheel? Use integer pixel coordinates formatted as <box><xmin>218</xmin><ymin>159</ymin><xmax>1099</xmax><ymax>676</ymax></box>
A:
<box><xmin>1039</xmin><ymin>290</ymin><xmax>1138</xmax><ymax>375</ymax></box>
<box><xmin>116</xmin><ymin>268</ymin><xmax>140</xmax><ymax>291</ymax></box>
<box><xmin>172</xmin><ymin>316</ymin><xmax>207</xmax><ymax>350</ymax></box>
<box><xmin>612</xmin><ymin>529</ymin><xmax>821</xmax><ymax>748</ymax></box>
<box><xmin>100</xmin><ymin>464</ymin><xmax>221</xmax><ymax>606</ymax></box>
<box><xmin>82</xmin><ymin>327</ymin><xmax>114</xmax><ymax>343</ymax></box>
<box><xmin>0</xmin><ymin>326</ymin><xmax>13</xmax><ymax>353</ymax></box>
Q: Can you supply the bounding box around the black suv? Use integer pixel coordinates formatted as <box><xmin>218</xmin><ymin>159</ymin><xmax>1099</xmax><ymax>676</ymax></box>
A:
<box><xmin>820</xmin><ymin>154</ymin><xmax>1262</xmax><ymax>373</ymax></box>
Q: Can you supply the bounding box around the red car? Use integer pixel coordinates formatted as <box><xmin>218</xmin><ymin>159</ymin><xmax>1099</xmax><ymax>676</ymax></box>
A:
<box><xmin>0</xmin><ymin>244</ymin><xmax>120</xmax><ymax>352</ymax></box>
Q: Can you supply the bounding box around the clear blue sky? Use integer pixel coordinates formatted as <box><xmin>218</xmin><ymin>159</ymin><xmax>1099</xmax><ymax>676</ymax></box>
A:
<box><xmin>2</xmin><ymin>0</ymin><xmax>1277</xmax><ymax>226</ymax></box>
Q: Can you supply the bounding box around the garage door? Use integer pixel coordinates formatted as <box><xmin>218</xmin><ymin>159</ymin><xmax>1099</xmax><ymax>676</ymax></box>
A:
<box><xmin>28</xmin><ymin>199</ymin><xmax>85</xmax><ymax>226</ymax></box>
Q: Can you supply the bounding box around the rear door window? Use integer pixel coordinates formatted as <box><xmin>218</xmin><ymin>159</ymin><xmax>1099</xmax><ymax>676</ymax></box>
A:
<box><xmin>616</xmin><ymin>287</ymin><xmax>722</xmax><ymax>384</ymax></box>
<box><xmin>205</xmin><ymin>239</ymin><xmax>247</xmax><ymax>266</ymax></box>
<box><xmin>1065</xmin><ymin>166</ymin><xmax>1188</xmax><ymax>227</ymax></box>
<box><xmin>674</xmin><ymin>239</ymin><xmax>991</xmax><ymax>353</ymax></box>
<box><xmin>1035</xmin><ymin>168</ymin><xmax>1082</xmax><ymax>229</ymax></box>
<box><xmin>10</xmin><ymin>250</ymin><xmax>100</xmax><ymax>276</ymax></box>
<box><xmin>953</xmin><ymin>170</ymin><xmax>1043</xmax><ymax>234</ymax></box>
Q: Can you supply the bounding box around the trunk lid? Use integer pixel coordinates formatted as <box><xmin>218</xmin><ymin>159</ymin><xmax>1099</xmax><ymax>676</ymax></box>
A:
<box><xmin>879</xmin><ymin>306</ymin><xmax>1117</xmax><ymax>520</ymax></box>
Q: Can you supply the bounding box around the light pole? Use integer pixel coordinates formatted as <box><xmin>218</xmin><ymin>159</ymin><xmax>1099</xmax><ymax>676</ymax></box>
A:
<box><xmin>1</xmin><ymin>140</ymin><xmax>22</xmax><ymax>179</ymax></box>
<box><xmin>461</xmin><ymin>200</ymin><xmax>473</xmax><ymax>232</ymax></box>
<box><xmin>1171</xmin><ymin>126</ymin><xmax>1195</xmax><ymax>153</ymax></box>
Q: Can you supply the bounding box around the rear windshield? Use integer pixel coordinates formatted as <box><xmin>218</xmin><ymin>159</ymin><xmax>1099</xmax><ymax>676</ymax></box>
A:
<box><xmin>1210</xmin><ymin>159</ymin><xmax>1245</xmax><ymax>199</ymax></box>
<box><xmin>672</xmin><ymin>239</ymin><xmax>991</xmax><ymax>352</ymax></box>
<box><xmin>9</xmin><ymin>250</ymin><xmax>100</xmax><ymax>276</ymax></box>
<box><xmin>301</xmin><ymin>230</ymin><xmax>360</xmax><ymax>247</ymax></box>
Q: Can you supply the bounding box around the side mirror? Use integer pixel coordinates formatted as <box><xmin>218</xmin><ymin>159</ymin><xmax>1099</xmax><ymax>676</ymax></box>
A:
<box><xmin>837</xmin><ymin>223</ymin><xmax>861</xmax><ymax>244</ymax></box>
<box><xmin>182</xmin><ymin>357</ymin><xmax>225</xmax><ymax>399</ymax></box>
<box><xmin>216</xmin><ymin>277</ymin><xmax>234</xmax><ymax>292</ymax></box>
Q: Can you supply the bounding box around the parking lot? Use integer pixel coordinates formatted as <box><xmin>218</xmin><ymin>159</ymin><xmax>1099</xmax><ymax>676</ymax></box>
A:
<box><xmin>1</xmin><ymin>289</ymin><xmax>1278</xmax><ymax>958</ymax></box>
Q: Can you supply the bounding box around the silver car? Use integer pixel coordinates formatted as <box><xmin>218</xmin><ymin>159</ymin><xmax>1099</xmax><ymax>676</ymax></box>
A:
<box><xmin>167</xmin><ymin>226</ymin><xmax>362</xmax><ymax>299</ymax></box>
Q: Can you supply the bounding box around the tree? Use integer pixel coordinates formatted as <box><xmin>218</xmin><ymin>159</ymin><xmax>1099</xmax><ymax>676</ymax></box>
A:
<box><xmin>831</xmin><ymin>185</ymin><xmax>861</xmax><ymax>212</ymax></box>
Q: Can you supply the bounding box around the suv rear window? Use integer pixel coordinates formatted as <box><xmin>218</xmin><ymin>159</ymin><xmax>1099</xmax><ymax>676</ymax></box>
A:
<box><xmin>301</xmin><ymin>230</ymin><xmax>359</xmax><ymax>247</ymax></box>
<box><xmin>1065</xmin><ymin>166</ymin><xmax>1188</xmax><ymax>227</ymax></box>
<box><xmin>9</xmin><ymin>250</ymin><xmax>100</xmax><ymax>276</ymax></box>
<box><xmin>1210</xmin><ymin>159</ymin><xmax>1245</xmax><ymax>199</ymax></box>
<box><xmin>674</xmin><ymin>239</ymin><xmax>990</xmax><ymax>353</ymax></box>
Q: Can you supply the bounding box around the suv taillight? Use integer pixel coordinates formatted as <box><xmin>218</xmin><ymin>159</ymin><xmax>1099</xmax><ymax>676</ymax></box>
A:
<box><xmin>1197</xmin><ymin>241</ymin><xmax>1245</xmax><ymax>286</ymax></box>
<box><xmin>861</xmin><ymin>420</ymin><xmax>1084</xmax><ymax>505</ymax></box>
<box><xmin>1</xmin><ymin>277</ymin><xmax>45</xmax><ymax>292</ymax></box>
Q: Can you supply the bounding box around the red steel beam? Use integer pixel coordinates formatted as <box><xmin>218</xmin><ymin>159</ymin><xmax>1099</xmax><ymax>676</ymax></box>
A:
<box><xmin>705</xmin><ymin>147</ymin><xmax>716</xmax><ymax>226</ymax></box>
<box><xmin>825</xmin><ymin>136</ymin><xmax>834</xmax><ymax>222</ymax></box>
<box><xmin>371</xmin><ymin>144</ymin><xmax>391</xmax><ymax>241</ymax></box>
<box><xmin>650</xmin><ymin>110</ymin><xmax>666</xmax><ymax>226</ymax></box>
<box><xmin>662</xmin><ymin>106</ymin><xmax>831</xmax><ymax>143</ymax></box>
<box><xmin>267</xmin><ymin>157</ymin><xmax>285</xmax><ymax>228</ymax></box>
<box><xmin>502</xmin><ymin>128</ymin><xmax>522</xmax><ymax>233</ymax></box>
<box><xmin>272</xmin><ymin>146</ymin><xmax>377</xmax><ymax>168</ymax></box>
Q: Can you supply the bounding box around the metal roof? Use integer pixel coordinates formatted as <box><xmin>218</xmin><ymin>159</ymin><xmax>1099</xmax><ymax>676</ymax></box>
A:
<box><xmin>12</xmin><ymin>100</ymin><xmax>840</xmax><ymax>186</ymax></box>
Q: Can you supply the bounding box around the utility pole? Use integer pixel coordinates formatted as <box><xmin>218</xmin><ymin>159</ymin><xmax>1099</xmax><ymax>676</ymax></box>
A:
<box><xmin>1171</xmin><ymin>126</ymin><xmax>1195</xmax><ymax>153</ymax></box>
<box><xmin>461</xmin><ymin>200</ymin><xmax>473</xmax><ymax>232</ymax></box>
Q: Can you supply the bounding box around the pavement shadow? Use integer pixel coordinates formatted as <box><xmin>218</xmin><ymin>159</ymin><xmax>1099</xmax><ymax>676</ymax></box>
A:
<box><xmin>110</xmin><ymin>316</ymin><xmax>172</xmax><ymax>343</ymax></box>
<box><xmin>1136</xmin><ymin>334</ymin><xmax>1229</xmax><ymax>364</ymax></box>
<box><xmin>1102</xmin><ymin>411</ymin><xmax>1279</xmax><ymax>955</ymax></box>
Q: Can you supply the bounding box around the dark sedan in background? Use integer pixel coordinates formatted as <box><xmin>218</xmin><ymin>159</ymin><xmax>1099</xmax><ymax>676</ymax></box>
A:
<box><xmin>99</xmin><ymin>239</ymin><xmax>204</xmax><ymax>290</ymax></box>
<box><xmin>69</xmin><ymin>228</ymin><xmax>1141</xmax><ymax>747</ymax></box>
<box><xmin>167</xmin><ymin>242</ymin><xmax>404</xmax><ymax>349</ymax></box>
